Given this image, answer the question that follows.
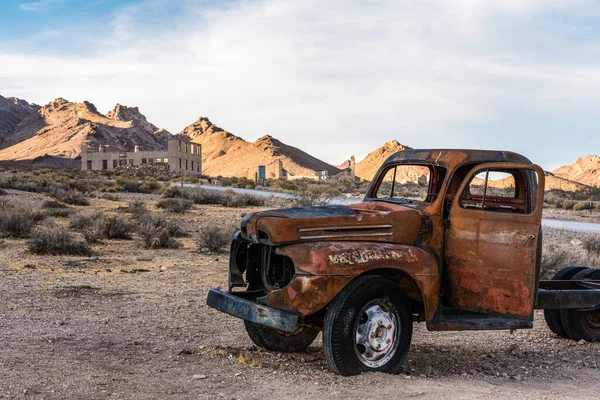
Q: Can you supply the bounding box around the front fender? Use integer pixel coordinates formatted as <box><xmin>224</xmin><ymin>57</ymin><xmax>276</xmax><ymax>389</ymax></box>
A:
<box><xmin>262</xmin><ymin>241</ymin><xmax>440</xmax><ymax>322</ymax></box>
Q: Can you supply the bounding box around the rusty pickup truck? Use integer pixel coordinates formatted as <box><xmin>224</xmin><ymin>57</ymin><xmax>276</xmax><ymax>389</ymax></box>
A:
<box><xmin>207</xmin><ymin>149</ymin><xmax>600</xmax><ymax>376</ymax></box>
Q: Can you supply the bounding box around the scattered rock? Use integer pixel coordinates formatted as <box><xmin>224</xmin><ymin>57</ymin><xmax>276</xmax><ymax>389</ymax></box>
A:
<box><xmin>480</xmin><ymin>361</ymin><xmax>494</xmax><ymax>372</ymax></box>
<box><xmin>120</xmin><ymin>268</ymin><xmax>150</xmax><ymax>273</ymax></box>
<box><xmin>192</xmin><ymin>374</ymin><xmax>207</xmax><ymax>380</ymax></box>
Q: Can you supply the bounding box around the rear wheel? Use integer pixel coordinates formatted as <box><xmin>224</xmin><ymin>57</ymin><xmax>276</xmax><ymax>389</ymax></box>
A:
<box><xmin>244</xmin><ymin>321</ymin><xmax>319</xmax><ymax>352</ymax></box>
<box><xmin>322</xmin><ymin>275</ymin><xmax>412</xmax><ymax>376</ymax></box>
<box><xmin>544</xmin><ymin>266</ymin><xmax>589</xmax><ymax>338</ymax></box>
<box><xmin>560</xmin><ymin>268</ymin><xmax>600</xmax><ymax>342</ymax></box>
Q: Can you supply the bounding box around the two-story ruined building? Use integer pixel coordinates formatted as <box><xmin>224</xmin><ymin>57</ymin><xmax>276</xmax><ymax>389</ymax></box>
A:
<box><xmin>80</xmin><ymin>136</ymin><xmax>201</xmax><ymax>175</ymax></box>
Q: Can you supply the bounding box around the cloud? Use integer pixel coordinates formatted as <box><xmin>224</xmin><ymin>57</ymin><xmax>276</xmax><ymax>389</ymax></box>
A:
<box><xmin>3</xmin><ymin>0</ymin><xmax>600</xmax><ymax>168</ymax></box>
<box><xmin>19</xmin><ymin>0</ymin><xmax>64</xmax><ymax>12</ymax></box>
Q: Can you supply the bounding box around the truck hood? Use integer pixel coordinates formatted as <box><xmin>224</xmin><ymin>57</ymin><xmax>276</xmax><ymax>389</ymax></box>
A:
<box><xmin>240</xmin><ymin>202</ymin><xmax>423</xmax><ymax>246</ymax></box>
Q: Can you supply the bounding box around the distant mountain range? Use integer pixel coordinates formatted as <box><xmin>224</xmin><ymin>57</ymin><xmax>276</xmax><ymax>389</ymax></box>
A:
<box><xmin>1</xmin><ymin>94</ymin><xmax>599</xmax><ymax>189</ymax></box>
<box><xmin>180</xmin><ymin>117</ymin><xmax>342</xmax><ymax>179</ymax></box>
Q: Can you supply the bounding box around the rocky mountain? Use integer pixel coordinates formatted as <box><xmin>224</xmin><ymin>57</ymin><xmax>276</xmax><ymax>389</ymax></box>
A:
<box><xmin>354</xmin><ymin>140</ymin><xmax>411</xmax><ymax>180</ymax></box>
<box><xmin>552</xmin><ymin>155</ymin><xmax>600</xmax><ymax>187</ymax></box>
<box><xmin>0</xmin><ymin>95</ymin><xmax>40</xmax><ymax>149</ymax></box>
<box><xmin>181</xmin><ymin>117</ymin><xmax>341</xmax><ymax>178</ymax></box>
<box><xmin>0</xmin><ymin>98</ymin><xmax>171</xmax><ymax>166</ymax></box>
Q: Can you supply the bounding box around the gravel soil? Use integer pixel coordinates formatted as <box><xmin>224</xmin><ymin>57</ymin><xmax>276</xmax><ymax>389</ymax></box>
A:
<box><xmin>1</xmin><ymin>191</ymin><xmax>599</xmax><ymax>399</ymax></box>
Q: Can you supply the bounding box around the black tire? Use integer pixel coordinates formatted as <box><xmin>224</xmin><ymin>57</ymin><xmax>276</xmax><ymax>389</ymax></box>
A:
<box><xmin>322</xmin><ymin>275</ymin><xmax>412</xmax><ymax>376</ymax></box>
<box><xmin>244</xmin><ymin>320</ymin><xmax>319</xmax><ymax>352</ymax></box>
<box><xmin>544</xmin><ymin>266</ymin><xmax>589</xmax><ymax>338</ymax></box>
<box><xmin>560</xmin><ymin>268</ymin><xmax>600</xmax><ymax>342</ymax></box>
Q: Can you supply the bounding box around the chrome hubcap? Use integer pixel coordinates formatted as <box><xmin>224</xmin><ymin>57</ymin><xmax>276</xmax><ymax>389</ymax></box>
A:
<box><xmin>354</xmin><ymin>300</ymin><xmax>399</xmax><ymax>368</ymax></box>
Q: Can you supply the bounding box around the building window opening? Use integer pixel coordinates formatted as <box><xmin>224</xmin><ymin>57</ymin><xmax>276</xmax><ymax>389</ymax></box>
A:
<box><xmin>87</xmin><ymin>160</ymin><xmax>92</xmax><ymax>170</ymax></box>
<box><xmin>113</xmin><ymin>160</ymin><xmax>118</xmax><ymax>169</ymax></box>
<box><xmin>102</xmin><ymin>160</ymin><xmax>108</xmax><ymax>170</ymax></box>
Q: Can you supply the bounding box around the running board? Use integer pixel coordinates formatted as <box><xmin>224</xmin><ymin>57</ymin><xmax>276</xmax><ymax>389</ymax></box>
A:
<box><xmin>430</xmin><ymin>308</ymin><xmax>532</xmax><ymax>331</ymax></box>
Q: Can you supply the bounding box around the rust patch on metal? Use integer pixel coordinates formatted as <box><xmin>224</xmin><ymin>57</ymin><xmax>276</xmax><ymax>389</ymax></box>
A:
<box><xmin>326</xmin><ymin>248</ymin><xmax>417</xmax><ymax>267</ymax></box>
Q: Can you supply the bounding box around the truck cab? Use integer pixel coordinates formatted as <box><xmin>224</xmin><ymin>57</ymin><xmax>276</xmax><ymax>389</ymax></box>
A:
<box><xmin>207</xmin><ymin>149</ymin><xmax>600</xmax><ymax>376</ymax></box>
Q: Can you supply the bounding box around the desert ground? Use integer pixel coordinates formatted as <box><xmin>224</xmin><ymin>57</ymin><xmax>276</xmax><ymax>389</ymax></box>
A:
<box><xmin>1</xmin><ymin>188</ymin><xmax>600</xmax><ymax>399</ymax></box>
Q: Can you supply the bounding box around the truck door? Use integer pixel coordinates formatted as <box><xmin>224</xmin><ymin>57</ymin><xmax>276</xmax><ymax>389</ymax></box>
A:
<box><xmin>444</xmin><ymin>162</ymin><xmax>545</xmax><ymax>318</ymax></box>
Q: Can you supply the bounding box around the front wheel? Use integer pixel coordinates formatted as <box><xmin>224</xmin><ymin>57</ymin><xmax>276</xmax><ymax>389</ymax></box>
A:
<box><xmin>244</xmin><ymin>321</ymin><xmax>319</xmax><ymax>352</ymax></box>
<box><xmin>323</xmin><ymin>275</ymin><xmax>412</xmax><ymax>376</ymax></box>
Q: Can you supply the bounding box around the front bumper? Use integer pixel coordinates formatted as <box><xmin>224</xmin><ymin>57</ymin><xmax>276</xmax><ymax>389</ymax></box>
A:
<box><xmin>206</xmin><ymin>289</ymin><xmax>299</xmax><ymax>333</ymax></box>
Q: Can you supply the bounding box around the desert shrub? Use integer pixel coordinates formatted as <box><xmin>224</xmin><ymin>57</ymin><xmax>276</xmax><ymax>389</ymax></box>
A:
<box><xmin>185</xmin><ymin>176</ymin><xmax>200</xmax><ymax>184</ymax></box>
<box><xmin>0</xmin><ymin>203</ymin><xmax>45</xmax><ymax>238</ymax></box>
<box><xmin>541</xmin><ymin>244</ymin><xmax>571</xmax><ymax>277</ymax></box>
<box><xmin>45</xmin><ymin>208</ymin><xmax>73</xmax><ymax>218</ymax></box>
<box><xmin>544</xmin><ymin>192</ymin><xmax>562</xmax><ymax>208</ymax></box>
<box><xmin>100</xmin><ymin>193</ymin><xmax>120</xmax><ymax>201</ymax></box>
<box><xmin>162</xmin><ymin>186</ymin><xmax>186</xmax><ymax>199</ymax></box>
<box><xmin>162</xmin><ymin>186</ymin><xmax>264</xmax><ymax>207</ymax></box>
<box><xmin>292</xmin><ymin>185</ymin><xmax>338</xmax><ymax>207</ymax></box>
<box><xmin>561</xmin><ymin>200</ymin><xmax>576</xmax><ymax>210</ymax></box>
<box><xmin>41</xmin><ymin>200</ymin><xmax>73</xmax><ymax>217</ymax></box>
<box><xmin>191</xmin><ymin>188</ymin><xmax>226</xmax><ymax>205</ymax></box>
<box><xmin>0</xmin><ymin>188</ymin><xmax>6</xmax><ymax>196</ymax></box>
<box><xmin>583</xmin><ymin>237</ymin><xmax>600</xmax><ymax>255</ymax></box>
<box><xmin>51</xmin><ymin>188</ymin><xmax>90</xmax><ymax>206</ymax></box>
<box><xmin>125</xmin><ymin>199</ymin><xmax>148</xmax><ymax>219</ymax></box>
<box><xmin>140</xmin><ymin>178</ymin><xmax>161</xmax><ymax>193</ymax></box>
<box><xmin>42</xmin><ymin>200</ymin><xmax>66</xmax><ymax>209</ymax></box>
<box><xmin>115</xmin><ymin>177</ymin><xmax>149</xmax><ymax>193</ymax></box>
<box><xmin>573</xmin><ymin>201</ymin><xmax>594</xmax><ymax>211</ymax></box>
<box><xmin>28</xmin><ymin>224</ymin><xmax>91</xmax><ymax>256</ymax></box>
<box><xmin>540</xmin><ymin>228</ymin><xmax>600</xmax><ymax>279</ymax></box>
<box><xmin>69</xmin><ymin>211</ymin><xmax>104</xmax><ymax>230</ymax></box>
<box><xmin>216</xmin><ymin>176</ymin><xmax>256</xmax><ymax>189</ymax></box>
<box><xmin>137</xmin><ymin>215</ymin><xmax>182</xmax><ymax>249</ymax></box>
<box><xmin>81</xmin><ymin>221</ymin><xmax>104</xmax><ymax>244</ymax></box>
<box><xmin>101</xmin><ymin>215</ymin><xmax>133</xmax><ymax>239</ymax></box>
<box><xmin>222</xmin><ymin>190</ymin><xmax>265</xmax><ymax>207</ymax></box>
<box><xmin>275</xmin><ymin>179</ymin><xmax>299</xmax><ymax>192</ymax></box>
<box><xmin>137</xmin><ymin>214</ymin><xmax>185</xmax><ymax>237</ymax></box>
<box><xmin>196</xmin><ymin>225</ymin><xmax>232</xmax><ymax>253</ymax></box>
<box><xmin>156</xmin><ymin>198</ymin><xmax>193</xmax><ymax>213</ymax></box>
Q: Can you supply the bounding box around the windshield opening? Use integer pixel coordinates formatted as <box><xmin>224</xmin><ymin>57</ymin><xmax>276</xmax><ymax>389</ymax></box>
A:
<box><xmin>373</xmin><ymin>164</ymin><xmax>445</xmax><ymax>204</ymax></box>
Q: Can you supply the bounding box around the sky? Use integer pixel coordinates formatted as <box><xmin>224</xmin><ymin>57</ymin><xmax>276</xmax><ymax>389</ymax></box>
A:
<box><xmin>1</xmin><ymin>0</ymin><xmax>600</xmax><ymax>170</ymax></box>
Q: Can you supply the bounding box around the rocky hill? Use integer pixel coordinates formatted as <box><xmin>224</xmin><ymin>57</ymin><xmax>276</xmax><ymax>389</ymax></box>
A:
<box><xmin>0</xmin><ymin>98</ymin><xmax>171</xmax><ymax>167</ymax></box>
<box><xmin>354</xmin><ymin>140</ymin><xmax>411</xmax><ymax>180</ymax></box>
<box><xmin>0</xmin><ymin>95</ymin><xmax>40</xmax><ymax>149</ymax></box>
<box><xmin>181</xmin><ymin>117</ymin><xmax>341</xmax><ymax>178</ymax></box>
<box><xmin>552</xmin><ymin>155</ymin><xmax>600</xmax><ymax>187</ymax></box>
